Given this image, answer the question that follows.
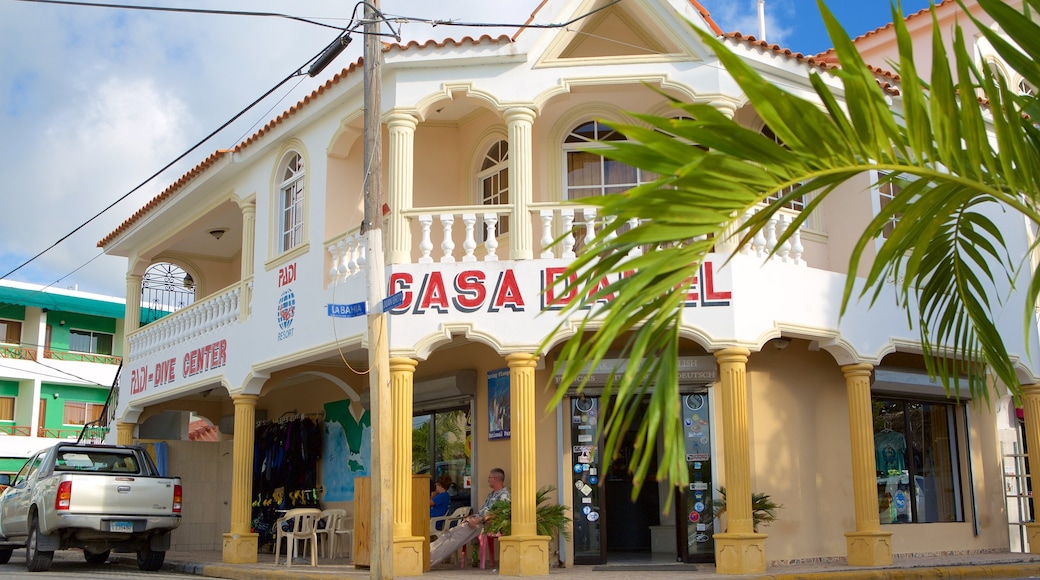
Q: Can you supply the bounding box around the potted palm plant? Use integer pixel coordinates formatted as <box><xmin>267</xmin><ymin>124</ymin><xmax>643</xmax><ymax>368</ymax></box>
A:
<box><xmin>482</xmin><ymin>485</ymin><xmax>571</xmax><ymax>539</ymax></box>
<box><xmin>706</xmin><ymin>486</ymin><xmax>783</xmax><ymax>532</ymax></box>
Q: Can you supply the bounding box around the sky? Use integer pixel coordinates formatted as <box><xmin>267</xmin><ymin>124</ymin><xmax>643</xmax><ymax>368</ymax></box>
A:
<box><xmin>0</xmin><ymin>0</ymin><xmax>937</xmax><ymax>299</ymax></box>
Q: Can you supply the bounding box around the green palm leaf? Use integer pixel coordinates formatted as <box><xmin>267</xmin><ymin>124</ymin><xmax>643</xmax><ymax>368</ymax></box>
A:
<box><xmin>546</xmin><ymin>0</ymin><xmax>1040</xmax><ymax>499</ymax></box>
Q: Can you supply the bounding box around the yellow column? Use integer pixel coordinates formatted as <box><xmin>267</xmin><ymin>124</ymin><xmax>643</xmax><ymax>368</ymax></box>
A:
<box><xmin>1022</xmin><ymin>384</ymin><xmax>1040</xmax><ymax>552</ymax></box>
<box><xmin>222</xmin><ymin>394</ymin><xmax>259</xmax><ymax>563</ymax></box>
<box><xmin>713</xmin><ymin>348</ymin><xmax>766</xmax><ymax>574</ymax></box>
<box><xmin>841</xmin><ymin>363</ymin><xmax>893</xmax><ymax>566</ymax></box>
<box><xmin>387</xmin><ymin>112</ymin><xmax>417</xmax><ymax>264</ymax></box>
<box><xmin>116</xmin><ymin>422</ymin><xmax>135</xmax><ymax>445</ymax></box>
<box><xmin>505</xmin><ymin>107</ymin><xmax>535</xmax><ymax>260</ymax></box>
<box><xmin>390</xmin><ymin>357</ymin><xmax>423</xmax><ymax>575</ymax></box>
<box><xmin>499</xmin><ymin>352</ymin><xmax>549</xmax><ymax>576</ymax></box>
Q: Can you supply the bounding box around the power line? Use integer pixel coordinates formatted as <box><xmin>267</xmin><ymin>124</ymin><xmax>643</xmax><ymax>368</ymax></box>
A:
<box><xmin>11</xmin><ymin>0</ymin><xmax>349</xmax><ymax>31</ymax></box>
<box><xmin>0</xmin><ymin>56</ymin><xmax>327</xmax><ymax>281</ymax></box>
<box><xmin>2</xmin><ymin>0</ymin><xmax>625</xmax><ymax>289</ymax></box>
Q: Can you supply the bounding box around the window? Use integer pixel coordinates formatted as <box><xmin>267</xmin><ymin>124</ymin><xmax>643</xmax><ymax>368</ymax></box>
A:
<box><xmin>564</xmin><ymin>120</ymin><xmax>657</xmax><ymax>200</ymax></box>
<box><xmin>0</xmin><ymin>320</ymin><xmax>21</xmax><ymax>344</ymax></box>
<box><xmin>761</xmin><ymin>126</ymin><xmax>806</xmax><ymax>211</ymax></box>
<box><xmin>0</xmin><ymin>396</ymin><xmax>13</xmax><ymax>421</ymax></box>
<box><xmin>63</xmin><ymin>401</ymin><xmax>105</xmax><ymax>426</ymax></box>
<box><xmin>69</xmin><ymin>330</ymin><xmax>114</xmax><ymax>356</ymax></box>
<box><xmin>279</xmin><ymin>152</ymin><xmax>305</xmax><ymax>253</ymax></box>
<box><xmin>876</xmin><ymin>170</ymin><xmax>903</xmax><ymax>239</ymax></box>
<box><xmin>873</xmin><ymin>397</ymin><xmax>962</xmax><ymax>524</ymax></box>
<box><xmin>413</xmin><ymin>407</ymin><xmax>472</xmax><ymax>511</ymax></box>
<box><xmin>478</xmin><ymin>140</ymin><xmax>509</xmax><ymax>238</ymax></box>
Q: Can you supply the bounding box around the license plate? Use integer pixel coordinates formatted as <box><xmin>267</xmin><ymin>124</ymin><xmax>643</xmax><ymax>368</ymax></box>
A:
<box><xmin>110</xmin><ymin>521</ymin><xmax>133</xmax><ymax>533</ymax></box>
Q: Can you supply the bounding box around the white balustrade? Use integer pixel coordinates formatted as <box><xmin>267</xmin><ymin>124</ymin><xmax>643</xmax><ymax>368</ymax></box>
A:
<box><xmin>325</xmin><ymin>231</ymin><xmax>367</xmax><ymax>285</ymax></box>
<box><xmin>128</xmin><ymin>284</ymin><xmax>242</xmax><ymax>360</ymax></box>
<box><xmin>411</xmin><ymin>210</ymin><xmax>506</xmax><ymax>263</ymax></box>
<box><xmin>739</xmin><ymin>207</ymin><xmax>805</xmax><ymax>266</ymax></box>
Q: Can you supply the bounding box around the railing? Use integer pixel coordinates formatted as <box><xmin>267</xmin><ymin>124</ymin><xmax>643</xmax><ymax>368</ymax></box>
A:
<box><xmin>0</xmin><ymin>425</ymin><xmax>107</xmax><ymax>439</ymax></box>
<box><xmin>0</xmin><ymin>344</ymin><xmax>36</xmax><ymax>361</ymax></box>
<box><xmin>0</xmin><ymin>425</ymin><xmax>31</xmax><ymax>436</ymax></box>
<box><xmin>128</xmin><ymin>283</ymin><xmax>242</xmax><ymax>359</ymax></box>
<box><xmin>326</xmin><ymin>227</ymin><xmax>367</xmax><ymax>285</ymax></box>
<box><xmin>327</xmin><ymin>202</ymin><xmax>807</xmax><ymax>271</ymax></box>
<box><xmin>44</xmin><ymin>350</ymin><xmax>121</xmax><ymax>365</ymax></box>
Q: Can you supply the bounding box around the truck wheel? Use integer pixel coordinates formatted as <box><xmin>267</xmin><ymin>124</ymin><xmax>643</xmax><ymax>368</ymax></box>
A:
<box><xmin>137</xmin><ymin>548</ymin><xmax>165</xmax><ymax>571</ymax></box>
<box><xmin>84</xmin><ymin>549</ymin><xmax>111</xmax><ymax>564</ymax></box>
<box><xmin>0</xmin><ymin>548</ymin><xmax>12</xmax><ymax>564</ymax></box>
<box><xmin>26</xmin><ymin>516</ymin><xmax>53</xmax><ymax>572</ymax></box>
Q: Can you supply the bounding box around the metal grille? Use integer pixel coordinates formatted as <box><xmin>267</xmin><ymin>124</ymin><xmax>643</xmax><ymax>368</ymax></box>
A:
<box><xmin>141</xmin><ymin>263</ymin><xmax>196</xmax><ymax>325</ymax></box>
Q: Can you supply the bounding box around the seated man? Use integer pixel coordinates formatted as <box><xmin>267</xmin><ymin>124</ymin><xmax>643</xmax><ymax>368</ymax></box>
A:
<box><xmin>429</xmin><ymin>468</ymin><xmax>510</xmax><ymax>566</ymax></box>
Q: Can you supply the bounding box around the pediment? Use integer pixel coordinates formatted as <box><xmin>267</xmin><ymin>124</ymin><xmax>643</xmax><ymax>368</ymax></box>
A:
<box><xmin>536</xmin><ymin>0</ymin><xmax>701</xmax><ymax>67</ymax></box>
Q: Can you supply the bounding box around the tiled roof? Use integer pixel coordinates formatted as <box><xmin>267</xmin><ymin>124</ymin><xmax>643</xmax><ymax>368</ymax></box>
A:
<box><xmin>814</xmin><ymin>0</ymin><xmax>956</xmax><ymax>60</ymax></box>
<box><xmin>95</xmin><ymin>2</ymin><xmax>854</xmax><ymax>248</ymax></box>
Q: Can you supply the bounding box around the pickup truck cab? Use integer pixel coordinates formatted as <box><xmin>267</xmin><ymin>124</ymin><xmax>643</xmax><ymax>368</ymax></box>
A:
<box><xmin>0</xmin><ymin>442</ymin><xmax>181</xmax><ymax>572</ymax></box>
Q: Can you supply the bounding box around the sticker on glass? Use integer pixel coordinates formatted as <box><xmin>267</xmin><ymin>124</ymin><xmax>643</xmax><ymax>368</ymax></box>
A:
<box><xmin>587</xmin><ymin>511</ymin><xmax>599</xmax><ymax>522</ymax></box>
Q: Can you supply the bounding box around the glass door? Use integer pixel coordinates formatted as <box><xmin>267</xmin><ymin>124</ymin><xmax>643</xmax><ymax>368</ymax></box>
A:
<box><xmin>413</xmin><ymin>406</ymin><xmax>472</xmax><ymax>511</ymax></box>
<box><xmin>677</xmin><ymin>391</ymin><xmax>715</xmax><ymax>563</ymax></box>
<box><xmin>569</xmin><ymin>396</ymin><xmax>605</xmax><ymax>564</ymax></box>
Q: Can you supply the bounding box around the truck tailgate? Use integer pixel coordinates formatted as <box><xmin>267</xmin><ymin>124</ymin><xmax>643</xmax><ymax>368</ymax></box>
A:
<box><xmin>65</xmin><ymin>474</ymin><xmax>178</xmax><ymax>516</ymax></box>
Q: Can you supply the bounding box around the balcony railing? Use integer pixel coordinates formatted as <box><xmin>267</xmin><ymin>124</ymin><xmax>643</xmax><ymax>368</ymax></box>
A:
<box><xmin>0</xmin><ymin>344</ymin><xmax>122</xmax><ymax>365</ymax></box>
<box><xmin>0</xmin><ymin>344</ymin><xmax>36</xmax><ymax>361</ymax></box>
<box><xmin>357</xmin><ymin>203</ymin><xmax>806</xmax><ymax>266</ymax></box>
<box><xmin>129</xmin><ymin>283</ymin><xmax>242</xmax><ymax>359</ymax></box>
<box><xmin>44</xmin><ymin>350</ymin><xmax>121</xmax><ymax>365</ymax></box>
<box><xmin>0</xmin><ymin>425</ymin><xmax>107</xmax><ymax>440</ymax></box>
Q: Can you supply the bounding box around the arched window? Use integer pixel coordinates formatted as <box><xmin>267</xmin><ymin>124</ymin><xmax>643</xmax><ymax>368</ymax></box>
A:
<box><xmin>563</xmin><ymin>120</ymin><xmax>656</xmax><ymax>199</ymax></box>
<box><xmin>279</xmin><ymin>152</ymin><xmax>305</xmax><ymax>253</ymax></box>
<box><xmin>141</xmin><ymin>262</ymin><xmax>196</xmax><ymax>325</ymax></box>
<box><xmin>760</xmin><ymin>126</ymin><xmax>806</xmax><ymax>212</ymax></box>
<box><xmin>478</xmin><ymin>140</ymin><xmax>509</xmax><ymax>237</ymax></box>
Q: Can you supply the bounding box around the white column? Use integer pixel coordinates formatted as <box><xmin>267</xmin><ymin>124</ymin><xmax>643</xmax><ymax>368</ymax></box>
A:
<box><xmin>387</xmin><ymin>112</ymin><xmax>418</xmax><ymax>264</ymax></box>
<box><xmin>505</xmin><ymin>107</ymin><xmax>536</xmax><ymax>260</ymax></box>
<box><xmin>237</xmin><ymin>199</ymin><xmax>256</xmax><ymax>321</ymax></box>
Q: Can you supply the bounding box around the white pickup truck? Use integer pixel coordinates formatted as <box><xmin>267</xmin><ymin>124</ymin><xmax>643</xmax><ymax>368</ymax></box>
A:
<box><xmin>0</xmin><ymin>442</ymin><xmax>182</xmax><ymax>572</ymax></box>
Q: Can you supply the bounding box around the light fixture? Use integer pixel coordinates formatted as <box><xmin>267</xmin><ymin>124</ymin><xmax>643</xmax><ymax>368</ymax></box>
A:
<box><xmin>52</xmin><ymin>392</ymin><xmax>59</xmax><ymax>399</ymax></box>
<box><xmin>773</xmin><ymin>338</ymin><xmax>791</xmax><ymax>350</ymax></box>
<box><xmin>183</xmin><ymin>273</ymin><xmax>195</xmax><ymax>290</ymax></box>
<box><xmin>59</xmin><ymin>320</ymin><xmax>65</xmax><ymax>327</ymax></box>
<box><xmin>209</xmin><ymin>228</ymin><xmax>227</xmax><ymax>240</ymax></box>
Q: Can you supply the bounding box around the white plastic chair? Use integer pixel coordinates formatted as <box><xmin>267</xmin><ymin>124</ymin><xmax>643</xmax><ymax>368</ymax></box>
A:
<box><xmin>273</xmin><ymin>508</ymin><xmax>320</xmax><ymax>567</ymax></box>
<box><xmin>332</xmin><ymin>515</ymin><xmax>354</xmax><ymax>559</ymax></box>
<box><xmin>316</xmin><ymin>508</ymin><xmax>346</xmax><ymax>559</ymax></box>
<box><xmin>430</xmin><ymin>506</ymin><xmax>470</xmax><ymax>542</ymax></box>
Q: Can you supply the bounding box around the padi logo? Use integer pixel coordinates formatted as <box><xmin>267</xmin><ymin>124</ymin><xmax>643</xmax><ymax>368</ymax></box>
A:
<box><xmin>276</xmin><ymin>288</ymin><xmax>296</xmax><ymax>340</ymax></box>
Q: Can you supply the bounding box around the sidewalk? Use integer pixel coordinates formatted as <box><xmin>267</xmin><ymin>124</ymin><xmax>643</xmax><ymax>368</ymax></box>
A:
<box><xmin>102</xmin><ymin>548</ymin><xmax>1040</xmax><ymax>579</ymax></box>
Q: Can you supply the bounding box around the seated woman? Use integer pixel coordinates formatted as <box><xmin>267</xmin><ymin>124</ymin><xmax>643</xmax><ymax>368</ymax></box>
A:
<box><xmin>429</xmin><ymin>475</ymin><xmax>453</xmax><ymax>529</ymax></box>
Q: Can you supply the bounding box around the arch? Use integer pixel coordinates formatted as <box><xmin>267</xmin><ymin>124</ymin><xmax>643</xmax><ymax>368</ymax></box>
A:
<box><xmin>269</xmin><ymin>140</ymin><xmax>311</xmax><ymax>259</ymax></box>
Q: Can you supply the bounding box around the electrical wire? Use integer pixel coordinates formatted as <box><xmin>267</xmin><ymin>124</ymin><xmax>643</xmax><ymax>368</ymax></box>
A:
<box><xmin>11</xmin><ymin>0</ymin><xmax>348</xmax><ymax>31</ymax></box>
<box><xmin>0</xmin><ymin>47</ymin><xmax>336</xmax><ymax>282</ymax></box>
<box><xmin>2</xmin><ymin>0</ymin><xmax>633</xmax><ymax>292</ymax></box>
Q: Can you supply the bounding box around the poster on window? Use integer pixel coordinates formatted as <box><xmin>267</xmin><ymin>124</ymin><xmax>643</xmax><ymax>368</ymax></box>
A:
<box><xmin>488</xmin><ymin>368</ymin><xmax>510</xmax><ymax>440</ymax></box>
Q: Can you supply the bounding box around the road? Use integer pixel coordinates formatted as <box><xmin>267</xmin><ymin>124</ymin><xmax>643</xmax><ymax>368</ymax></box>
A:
<box><xmin>0</xmin><ymin>549</ymin><xmax>200</xmax><ymax>579</ymax></box>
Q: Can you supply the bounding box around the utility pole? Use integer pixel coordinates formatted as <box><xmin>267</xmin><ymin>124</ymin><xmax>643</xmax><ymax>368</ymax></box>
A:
<box><xmin>363</xmin><ymin>2</ymin><xmax>392</xmax><ymax>579</ymax></box>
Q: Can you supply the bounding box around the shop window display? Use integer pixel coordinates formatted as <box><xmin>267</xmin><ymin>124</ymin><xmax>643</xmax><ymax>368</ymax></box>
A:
<box><xmin>872</xmin><ymin>398</ymin><xmax>963</xmax><ymax>524</ymax></box>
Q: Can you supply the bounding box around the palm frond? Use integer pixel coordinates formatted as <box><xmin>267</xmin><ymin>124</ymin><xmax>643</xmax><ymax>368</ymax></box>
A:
<box><xmin>545</xmin><ymin>0</ymin><xmax>1040</xmax><ymax>497</ymax></box>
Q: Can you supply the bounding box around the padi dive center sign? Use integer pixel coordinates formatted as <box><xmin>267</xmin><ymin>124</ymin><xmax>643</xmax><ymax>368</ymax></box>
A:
<box><xmin>553</xmin><ymin>357</ymin><xmax>718</xmax><ymax>386</ymax></box>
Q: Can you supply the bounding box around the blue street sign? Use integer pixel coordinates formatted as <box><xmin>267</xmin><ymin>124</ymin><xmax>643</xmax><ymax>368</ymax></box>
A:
<box><xmin>327</xmin><ymin>302</ymin><xmax>367</xmax><ymax>318</ymax></box>
<box><xmin>381</xmin><ymin>291</ymin><xmax>404</xmax><ymax>312</ymax></box>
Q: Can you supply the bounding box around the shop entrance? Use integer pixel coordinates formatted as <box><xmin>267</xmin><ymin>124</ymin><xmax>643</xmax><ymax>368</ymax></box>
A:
<box><xmin>569</xmin><ymin>391</ymin><xmax>715</xmax><ymax>565</ymax></box>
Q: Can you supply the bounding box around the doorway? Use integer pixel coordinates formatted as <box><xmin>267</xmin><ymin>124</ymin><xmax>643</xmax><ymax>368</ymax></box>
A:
<box><xmin>569</xmin><ymin>391</ymin><xmax>716</xmax><ymax>565</ymax></box>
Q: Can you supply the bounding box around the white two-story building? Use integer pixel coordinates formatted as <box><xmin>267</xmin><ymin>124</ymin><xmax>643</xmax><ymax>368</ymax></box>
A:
<box><xmin>97</xmin><ymin>0</ymin><xmax>1040</xmax><ymax>575</ymax></box>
